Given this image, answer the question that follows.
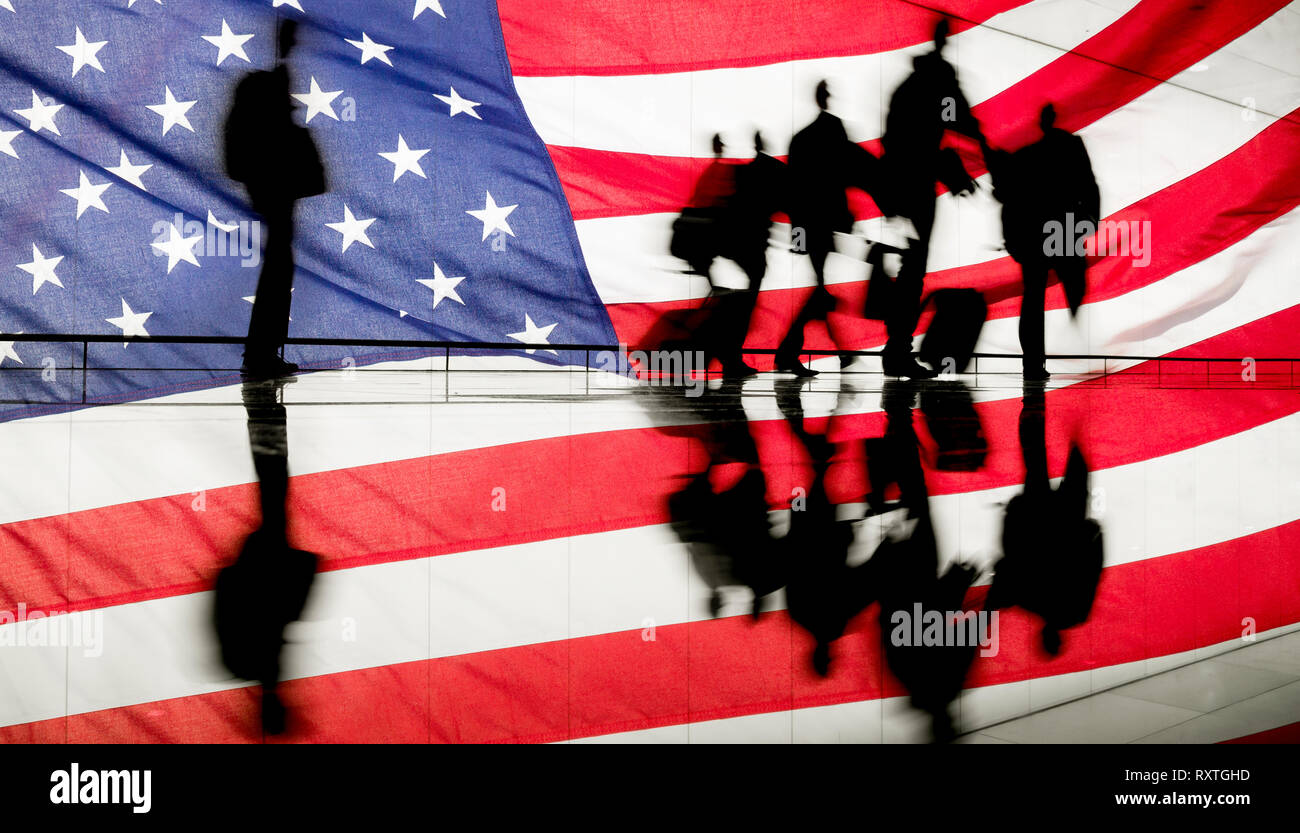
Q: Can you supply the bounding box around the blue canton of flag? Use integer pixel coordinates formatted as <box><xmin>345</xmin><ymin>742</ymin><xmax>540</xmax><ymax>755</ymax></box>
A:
<box><xmin>0</xmin><ymin>0</ymin><xmax>617</xmax><ymax>420</ymax></box>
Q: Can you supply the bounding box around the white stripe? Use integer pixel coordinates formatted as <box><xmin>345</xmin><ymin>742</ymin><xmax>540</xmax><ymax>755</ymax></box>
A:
<box><xmin>514</xmin><ymin>0</ymin><xmax>1144</xmax><ymax>156</ymax></box>
<box><xmin>0</xmin><ymin>408</ymin><xmax>1296</xmax><ymax>728</ymax></box>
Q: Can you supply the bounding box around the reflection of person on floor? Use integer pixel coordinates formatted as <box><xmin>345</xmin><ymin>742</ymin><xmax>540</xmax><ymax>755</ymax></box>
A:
<box><xmin>213</xmin><ymin>377</ymin><xmax>317</xmax><ymax>735</ymax></box>
<box><xmin>985</xmin><ymin>386</ymin><xmax>1103</xmax><ymax>655</ymax></box>
<box><xmin>878</xmin><ymin>19</ymin><xmax>983</xmax><ymax>379</ymax></box>
<box><xmin>983</xmin><ymin>103</ymin><xmax>1100</xmax><ymax>381</ymax></box>
<box><xmin>869</xmin><ymin>380</ymin><xmax>979</xmax><ymax>742</ymax></box>
<box><xmin>776</xmin><ymin>81</ymin><xmax>858</xmax><ymax>377</ymax></box>
<box><xmin>778</xmin><ymin>377</ymin><xmax>870</xmax><ymax>676</ymax></box>
<box><xmin>665</xmin><ymin>380</ymin><xmax>784</xmax><ymax>618</ymax></box>
<box><xmin>224</xmin><ymin>18</ymin><xmax>326</xmax><ymax>379</ymax></box>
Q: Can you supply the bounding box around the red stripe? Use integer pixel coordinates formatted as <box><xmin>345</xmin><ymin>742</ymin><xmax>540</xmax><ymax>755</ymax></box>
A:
<box><xmin>548</xmin><ymin>0</ymin><xmax>1291</xmax><ymax>220</ymax></box>
<box><xmin>1221</xmin><ymin>721</ymin><xmax>1300</xmax><ymax>744</ymax></box>
<box><xmin>0</xmin><ymin>308</ymin><xmax>1294</xmax><ymax>617</ymax></box>
<box><xmin>5</xmin><ymin>519</ymin><xmax>1297</xmax><ymax>742</ymax></box>
<box><xmin>498</xmin><ymin>0</ymin><xmax>1029</xmax><ymax>77</ymax></box>
<box><xmin>605</xmin><ymin>107</ymin><xmax>1300</xmax><ymax>353</ymax></box>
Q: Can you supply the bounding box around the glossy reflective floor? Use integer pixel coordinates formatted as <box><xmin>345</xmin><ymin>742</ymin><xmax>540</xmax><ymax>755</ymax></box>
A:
<box><xmin>962</xmin><ymin>630</ymin><xmax>1300</xmax><ymax>744</ymax></box>
<box><xmin>0</xmin><ymin>357</ymin><xmax>1296</xmax><ymax>742</ymax></box>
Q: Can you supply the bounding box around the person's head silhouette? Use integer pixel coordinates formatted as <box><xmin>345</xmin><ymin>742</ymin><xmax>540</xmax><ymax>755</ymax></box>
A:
<box><xmin>278</xmin><ymin>18</ymin><xmax>299</xmax><ymax>62</ymax></box>
<box><xmin>1040</xmin><ymin>102</ymin><xmax>1057</xmax><ymax>133</ymax></box>
<box><xmin>815</xmin><ymin>80</ymin><xmax>830</xmax><ymax>111</ymax></box>
<box><xmin>754</xmin><ymin>130</ymin><xmax>765</xmax><ymax>155</ymax></box>
<box><xmin>933</xmin><ymin>18</ymin><xmax>950</xmax><ymax>52</ymax></box>
<box><xmin>711</xmin><ymin>132</ymin><xmax>724</xmax><ymax>157</ymax></box>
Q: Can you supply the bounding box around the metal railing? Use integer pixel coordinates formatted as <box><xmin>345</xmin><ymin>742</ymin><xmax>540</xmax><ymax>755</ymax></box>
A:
<box><xmin>0</xmin><ymin>333</ymin><xmax>1295</xmax><ymax>403</ymax></box>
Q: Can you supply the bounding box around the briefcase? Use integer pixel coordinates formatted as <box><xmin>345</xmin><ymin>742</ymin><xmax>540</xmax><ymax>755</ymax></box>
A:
<box><xmin>670</xmin><ymin>207</ymin><xmax>719</xmax><ymax>274</ymax></box>
<box><xmin>918</xmin><ymin>288</ymin><xmax>987</xmax><ymax>374</ymax></box>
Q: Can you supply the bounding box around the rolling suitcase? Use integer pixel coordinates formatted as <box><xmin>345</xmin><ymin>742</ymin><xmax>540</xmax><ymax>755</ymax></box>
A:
<box><xmin>918</xmin><ymin>288</ymin><xmax>986</xmax><ymax>374</ymax></box>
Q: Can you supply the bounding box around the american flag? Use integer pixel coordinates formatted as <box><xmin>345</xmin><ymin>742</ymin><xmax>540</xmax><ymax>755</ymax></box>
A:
<box><xmin>0</xmin><ymin>0</ymin><xmax>1298</xmax><ymax>742</ymax></box>
<box><xmin>0</xmin><ymin>0</ymin><xmax>616</xmax><ymax>418</ymax></box>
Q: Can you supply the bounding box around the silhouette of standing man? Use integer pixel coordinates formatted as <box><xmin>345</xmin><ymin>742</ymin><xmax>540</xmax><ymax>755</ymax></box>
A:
<box><xmin>984</xmin><ymin>104</ymin><xmax>1099</xmax><ymax>380</ymax></box>
<box><xmin>777</xmin><ymin>81</ymin><xmax>856</xmax><ymax>377</ymax></box>
<box><xmin>224</xmin><ymin>18</ymin><xmax>326</xmax><ymax>378</ymax></box>
<box><xmin>879</xmin><ymin>19</ymin><xmax>982</xmax><ymax>378</ymax></box>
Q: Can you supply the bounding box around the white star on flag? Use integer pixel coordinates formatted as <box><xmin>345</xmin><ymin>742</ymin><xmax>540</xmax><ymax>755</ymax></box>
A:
<box><xmin>0</xmin><ymin>128</ymin><xmax>18</xmax><ymax>159</ymax></box>
<box><xmin>202</xmin><ymin>20</ymin><xmax>254</xmax><ymax>66</ymax></box>
<box><xmin>56</xmin><ymin>27</ymin><xmax>108</xmax><ymax>77</ymax></box>
<box><xmin>105</xmin><ymin>149</ymin><xmax>151</xmax><ymax>190</ymax></box>
<box><xmin>0</xmin><ymin>334</ymin><xmax>21</xmax><ymax>366</ymax></box>
<box><xmin>378</xmin><ymin>134</ymin><xmax>429</xmax><ymax>182</ymax></box>
<box><xmin>273</xmin><ymin>1</ymin><xmax>304</xmax><ymax>11</ymax></box>
<box><xmin>60</xmin><ymin>170</ymin><xmax>112</xmax><ymax>218</ymax></box>
<box><xmin>127</xmin><ymin>0</ymin><xmax>163</xmax><ymax>7</ymax></box>
<box><xmin>0</xmin><ymin>1</ymin><xmax>14</xmax><ymax>14</ymax></box>
<box><xmin>292</xmin><ymin>77</ymin><xmax>342</xmax><ymax>123</ymax></box>
<box><xmin>325</xmin><ymin>204</ymin><xmax>376</xmax><ymax>252</ymax></box>
<box><xmin>346</xmin><ymin>32</ymin><xmax>394</xmax><ymax>66</ymax></box>
<box><xmin>414</xmin><ymin>0</ymin><xmax>445</xmax><ymax>19</ymax></box>
<box><xmin>17</xmin><ymin>244</ymin><xmax>64</xmax><ymax>294</ymax></box>
<box><xmin>13</xmin><ymin>90</ymin><xmax>63</xmax><ymax>135</ymax></box>
<box><xmin>507</xmin><ymin>314</ymin><xmax>558</xmax><ymax>355</ymax></box>
<box><xmin>151</xmin><ymin>221</ymin><xmax>203</xmax><ymax>273</ymax></box>
<box><xmin>467</xmin><ymin>191</ymin><xmax>517</xmax><ymax>241</ymax></box>
<box><xmin>418</xmin><ymin>263</ymin><xmax>466</xmax><ymax>309</ymax></box>
<box><xmin>106</xmin><ymin>299</ymin><xmax>152</xmax><ymax>344</ymax></box>
<box><xmin>207</xmin><ymin>211</ymin><xmax>238</xmax><ymax>232</ymax></box>
<box><xmin>146</xmin><ymin>86</ymin><xmax>197</xmax><ymax>135</ymax></box>
<box><xmin>434</xmin><ymin>86</ymin><xmax>481</xmax><ymax>119</ymax></box>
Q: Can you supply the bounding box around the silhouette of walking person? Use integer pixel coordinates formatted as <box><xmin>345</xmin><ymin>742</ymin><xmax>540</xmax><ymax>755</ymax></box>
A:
<box><xmin>985</xmin><ymin>386</ymin><xmax>1103</xmax><ymax>655</ymax></box>
<box><xmin>712</xmin><ymin>131</ymin><xmax>788</xmax><ymax>376</ymax></box>
<box><xmin>776</xmin><ymin>81</ymin><xmax>858</xmax><ymax>377</ymax></box>
<box><xmin>983</xmin><ymin>104</ymin><xmax>1100</xmax><ymax>380</ymax></box>
<box><xmin>672</xmin><ymin>133</ymin><xmax>736</xmax><ymax>279</ymax></box>
<box><xmin>878</xmin><ymin>19</ymin><xmax>982</xmax><ymax>378</ymax></box>
<box><xmin>224</xmin><ymin>17</ymin><xmax>326</xmax><ymax>379</ymax></box>
<box><xmin>214</xmin><ymin>377</ymin><xmax>318</xmax><ymax>735</ymax></box>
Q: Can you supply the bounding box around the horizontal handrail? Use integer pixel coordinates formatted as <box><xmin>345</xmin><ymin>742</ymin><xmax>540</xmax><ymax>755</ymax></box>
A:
<box><xmin>0</xmin><ymin>333</ymin><xmax>1293</xmax><ymax>363</ymax></box>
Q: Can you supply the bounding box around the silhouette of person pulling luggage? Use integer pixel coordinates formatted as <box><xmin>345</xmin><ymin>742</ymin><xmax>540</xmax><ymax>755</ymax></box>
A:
<box><xmin>878</xmin><ymin>19</ymin><xmax>983</xmax><ymax>379</ymax></box>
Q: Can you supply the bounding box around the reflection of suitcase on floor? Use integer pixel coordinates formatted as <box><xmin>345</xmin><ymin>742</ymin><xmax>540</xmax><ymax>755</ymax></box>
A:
<box><xmin>919</xmin><ymin>381</ymin><xmax>987</xmax><ymax>471</ymax></box>
<box><xmin>918</xmin><ymin>288</ymin><xmax>986</xmax><ymax>374</ymax></box>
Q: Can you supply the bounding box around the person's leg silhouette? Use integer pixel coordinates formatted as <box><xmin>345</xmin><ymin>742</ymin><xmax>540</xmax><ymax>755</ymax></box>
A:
<box><xmin>1019</xmin><ymin>261</ymin><xmax>1048</xmax><ymax>381</ymax></box>
<box><xmin>244</xmin><ymin>195</ymin><xmax>296</xmax><ymax>376</ymax></box>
